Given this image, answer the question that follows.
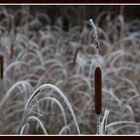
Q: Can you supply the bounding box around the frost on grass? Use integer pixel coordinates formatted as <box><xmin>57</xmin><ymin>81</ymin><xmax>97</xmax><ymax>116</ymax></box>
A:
<box><xmin>0</xmin><ymin>6</ymin><xmax>140</xmax><ymax>135</ymax></box>
<box><xmin>18</xmin><ymin>84</ymin><xmax>80</xmax><ymax>135</ymax></box>
<box><xmin>96</xmin><ymin>109</ymin><xmax>110</xmax><ymax>135</ymax></box>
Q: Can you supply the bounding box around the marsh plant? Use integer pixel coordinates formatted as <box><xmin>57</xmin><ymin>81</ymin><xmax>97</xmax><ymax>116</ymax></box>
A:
<box><xmin>0</xmin><ymin>5</ymin><xmax>140</xmax><ymax>135</ymax></box>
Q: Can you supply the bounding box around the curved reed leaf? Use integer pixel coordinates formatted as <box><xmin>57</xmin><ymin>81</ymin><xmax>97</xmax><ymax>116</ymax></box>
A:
<box><xmin>24</xmin><ymin>84</ymin><xmax>80</xmax><ymax>134</ymax></box>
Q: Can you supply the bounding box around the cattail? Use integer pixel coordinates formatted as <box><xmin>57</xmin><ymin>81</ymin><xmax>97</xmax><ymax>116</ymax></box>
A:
<box><xmin>94</xmin><ymin>66</ymin><xmax>102</xmax><ymax>115</ymax></box>
<box><xmin>10</xmin><ymin>44</ymin><xmax>14</xmax><ymax>59</ymax></box>
<box><xmin>0</xmin><ymin>54</ymin><xmax>3</xmax><ymax>80</ymax></box>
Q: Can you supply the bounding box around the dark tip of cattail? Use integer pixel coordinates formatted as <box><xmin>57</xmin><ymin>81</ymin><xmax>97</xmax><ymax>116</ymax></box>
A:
<box><xmin>94</xmin><ymin>66</ymin><xmax>102</xmax><ymax>115</ymax></box>
<box><xmin>0</xmin><ymin>54</ymin><xmax>4</xmax><ymax>80</ymax></box>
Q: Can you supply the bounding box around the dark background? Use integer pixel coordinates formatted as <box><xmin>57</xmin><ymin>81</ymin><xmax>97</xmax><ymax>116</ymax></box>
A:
<box><xmin>3</xmin><ymin>5</ymin><xmax>140</xmax><ymax>23</ymax></box>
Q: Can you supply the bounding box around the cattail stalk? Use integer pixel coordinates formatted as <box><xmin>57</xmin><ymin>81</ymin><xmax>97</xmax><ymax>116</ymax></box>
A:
<box><xmin>96</xmin><ymin>109</ymin><xmax>110</xmax><ymax>135</ymax></box>
<box><xmin>89</xmin><ymin>19</ymin><xmax>99</xmax><ymax>47</ymax></box>
<box><xmin>0</xmin><ymin>54</ymin><xmax>3</xmax><ymax>80</ymax></box>
<box><xmin>94</xmin><ymin>66</ymin><xmax>102</xmax><ymax>115</ymax></box>
<box><xmin>90</xmin><ymin>19</ymin><xmax>102</xmax><ymax>115</ymax></box>
<box><xmin>90</xmin><ymin>19</ymin><xmax>109</xmax><ymax>134</ymax></box>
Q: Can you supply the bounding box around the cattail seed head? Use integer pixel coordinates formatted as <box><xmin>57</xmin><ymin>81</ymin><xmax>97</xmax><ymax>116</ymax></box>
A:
<box><xmin>0</xmin><ymin>54</ymin><xmax>3</xmax><ymax>80</ymax></box>
<box><xmin>94</xmin><ymin>66</ymin><xmax>102</xmax><ymax>115</ymax></box>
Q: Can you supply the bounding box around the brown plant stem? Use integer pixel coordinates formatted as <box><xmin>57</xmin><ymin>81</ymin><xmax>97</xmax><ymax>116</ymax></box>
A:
<box><xmin>0</xmin><ymin>54</ymin><xmax>3</xmax><ymax>80</ymax></box>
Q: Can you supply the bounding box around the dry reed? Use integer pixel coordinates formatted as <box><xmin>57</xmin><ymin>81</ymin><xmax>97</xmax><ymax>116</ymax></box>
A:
<box><xmin>0</xmin><ymin>54</ymin><xmax>3</xmax><ymax>80</ymax></box>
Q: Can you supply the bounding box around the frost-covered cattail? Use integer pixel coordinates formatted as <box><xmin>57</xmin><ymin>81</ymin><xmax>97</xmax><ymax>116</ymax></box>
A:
<box><xmin>90</xmin><ymin>19</ymin><xmax>102</xmax><ymax>115</ymax></box>
<box><xmin>94</xmin><ymin>66</ymin><xmax>102</xmax><ymax>115</ymax></box>
<box><xmin>0</xmin><ymin>54</ymin><xmax>3</xmax><ymax>80</ymax></box>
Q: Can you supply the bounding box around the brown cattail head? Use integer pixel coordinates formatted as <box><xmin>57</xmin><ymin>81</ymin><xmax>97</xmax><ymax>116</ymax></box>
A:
<box><xmin>0</xmin><ymin>54</ymin><xmax>3</xmax><ymax>80</ymax></box>
<box><xmin>94</xmin><ymin>66</ymin><xmax>102</xmax><ymax>115</ymax></box>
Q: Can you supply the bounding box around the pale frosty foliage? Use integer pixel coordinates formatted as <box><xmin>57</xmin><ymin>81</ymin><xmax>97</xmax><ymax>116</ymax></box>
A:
<box><xmin>0</xmin><ymin>6</ymin><xmax>140</xmax><ymax>135</ymax></box>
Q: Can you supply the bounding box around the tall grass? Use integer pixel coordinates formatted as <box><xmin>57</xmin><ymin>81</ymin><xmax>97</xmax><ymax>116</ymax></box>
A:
<box><xmin>0</xmin><ymin>5</ymin><xmax>140</xmax><ymax>135</ymax></box>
